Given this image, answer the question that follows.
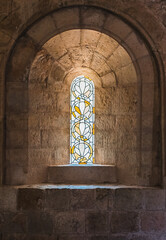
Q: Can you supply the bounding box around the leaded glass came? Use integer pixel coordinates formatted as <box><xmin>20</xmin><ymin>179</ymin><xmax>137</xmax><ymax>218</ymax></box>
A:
<box><xmin>70</xmin><ymin>75</ymin><xmax>95</xmax><ymax>164</ymax></box>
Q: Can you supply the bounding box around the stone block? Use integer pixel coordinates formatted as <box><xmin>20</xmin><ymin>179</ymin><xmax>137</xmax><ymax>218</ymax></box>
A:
<box><xmin>117</xmin><ymin>86</ymin><xmax>138</xmax><ymax>114</ymax></box>
<box><xmin>81</xmin><ymin>30</ymin><xmax>101</xmax><ymax>49</ymax></box>
<box><xmin>54</xmin><ymin>147</ymin><xmax>70</xmax><ymax>165</ymax></box>
<box><xmin>95</xmin><ymin>188</ymin><xmax>110</xmax><ymax>210</ymax></box>
<box><xmin>96</xmin><ymin>34</ymin><xmax>119</xmax><ymax>59</ymax></box>
<box><xmin>29</xmin><ymin>49</ymin><xmax>53</xmax><ymax>85</ymax></box>
<box><xmin>142</xmin><ymin>84</ymin><xmax>154</xmax><ymax>113</ymax></box>
<box><xmin>96</xmin><ymin>115</ymin><xmax>116</xmax><ymax>131</ymax></box>
<box><xmin>61</xmin><ymin>30</ymin><xmax>81</xmax><ymax>49</ymax></box>
<box><xmin>6</xmin><ymin>88</ymin><xmax>28</xmax><ymax>113</ymax></box>
<box><xmin>6</xmin><ymin>115</ymin><xmax>28</xmax><ymax>130</ymax></box>
<box><xmin>117</xmin><ymin>151</ymin><xmax>138</xmax><ymax>170</ymax></box>
<box><xmin>116</xmin><ymin>64</ymin><xmax>137</xmax><ymax>85</ymax></box>
<box><xmin>0</xmin><ymin>187</ymin><xmax>17</xmax><ymax>211</ymax></box>
<box><xmin>29</xmin><ymin>86</ymin><xmax>56</xmax><ymax>113</ymax></box>
<box><xmin>43</xmin><ymin>34</ymin><xmax>67</xmax><ymax>60</ymax></box>
<box><xmin>59</xmin><ymin>53</ymin><xmax>73</xmax><ymax>71</ymax></box>
<box><xmin>111</xmin><ymin>211</ymin><xmax>139</xmax><ymax>233</ymax></box>
<box><xmin>70</xmin><ymin>189</ymin><xmax>94</xmax><ymax>210</ymax></box>
<box><xmin>49</xmin><ymin>63</ymin><xmax>66</xmax><ymax>84</ymax></box>
<box><xmin>141</xmin><ymin>131</ymin><xmax>153</xmax><ymax>151</ymax></box>
<box><xmin>47</xmin><ymin>165</ymin><xmax>117</xmax><ymax>184</ymax></box>
<box><xmin>81</xmin><ymin>7</ymin><xmax>106</xmax><ymax>29</ymax></box>
<box><xmin>90</xmin><ymin>52</ymin><xmax>106</xmax><ymax>74</ymax></box>
<box><xmin>141</xmin><ymin>211</ymin><xmax>166</xmax><ymax>232</ymax></box>
<box><xmin>116</xmin><ymin>115</ymin><xmax>137</xmax><ymax>133</ymax></box>
<box><xmin>6</xmin><ymin>149</ymin><xmax>28</xmax><ymax>168</ymax></box>
<box><xmin>28</xmin><ymin>114</ymin><xmax>40</xmax><ymax>129</ymax></box>
<box><xmin>6</xmin><ymin>37</ymin><xmax>37</xmax><ymax>82</ymax></box>
<box><xmin>28</xmin><ymin>212</ymin><xmax>53</xmax><ymax>234</ymax></box>
<box><xmin>0</xmin><ymin>212</ymin><xmax>27</xmax><ymax>233</ymax></box>
<box><xmin>107</xmin><ymin>45</ymin><xmax>132</xmax><ymax>71</ymax></box>
<box><xmin>18</xmin><ymin>188</ymin><xmax>44</xmax><ymax>210</ymax></box>
<box><xmin>142</xmin><ymin>113</ymin><xmax>153</xmax><ymax>131</ymax></box>
<box><xmin>45</xmin><ymin>189</ymin><xmax>70</xmax><ymax>210</ymax></box>
<box><xmin>144</xmin><ymin>189</ymin><xmax>165</xmax><ymax>210</ymax></box>
<box><xmin>68</xmin><ymin>47</ymin><xmax>83</xmax><ymax>67</ymax></box>
<box><xmin>114</xmin><ymin>189</ymin><xmax>143</xmax><ymax>210</ymax></box>
<box><xmin>117</xmin><ymin>131</ymin><xmax>137</xmax><ymax>150</ymax></box>
<box><xmin>85</xmin><ymin>211</ymin><xmax>108</xmax><ymax>234</ymax></box>
<box><xmin>26</xmin><ymin>166</ymin><xmax>47</xmax><ymax>184</ymax></box>
<box><xmin>28</xmin><ymin>130</ymin><xmax>41</xmax><ymax>148</ymax></box>
<box><xmin>104</xmin><ymin>14</ymin><xmax>132</xmax><ymax>40</ymax></box>
<box><xmin>28</xmin><ymin>149</ymin><xmax>52</xmax><ymax>166</ymax></box>
<box><xmin>52</xmin><ymin>7</ymin><xmax>80</xmax><ymax>30</ymax></box>
<box><xmin>54</xmin><ymin>211</ymin><xmax>85</xmax><ymax>233</ymax></box>
<box><xmin>96</xmin><ymin>87</ymin><xmax>117</xmax><ymax>115</ymax></box>
<box><xmin>57</xmin><ymin>91</ymin><xmax>70</xmax><ymax>112</ymax></box>
<box><xmin>125</xmin><ymin>32</ymin><xmax>149</xmax><ymax>59</ymax></box>
<box><xmin>41</xmin><ymin>129</ymin><xmax>69</xmax><ymax>148</ymax></box>
<box><xmin>81</xmin><ymin>46</ymin><xmax>93</xmax><ymax>68</ymax></box>
<box><xmin>6</xmin><ymin>130</ymin><xmax>27</xmax><ymax>149</ymax></box>
<box><xmin>101</xmin><ymin>72</ymin><xmax>117</xmax><ymax>88</ymax></box>
<box><xmin>5</xmin><ymin>166</ymin><xmax>27</xmax><ymax>185</ymax></box>
<box><xmin>27</xmin><ymin>15</ymin><xmax>56</xmax><ymax>45</ymax></box>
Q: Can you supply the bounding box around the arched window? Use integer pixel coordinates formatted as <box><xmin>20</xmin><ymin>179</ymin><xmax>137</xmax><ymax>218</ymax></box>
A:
<box><xmin>70</xmin><ymin>75</ymin><xmax>95</xmax><ymax>164</ymax></box>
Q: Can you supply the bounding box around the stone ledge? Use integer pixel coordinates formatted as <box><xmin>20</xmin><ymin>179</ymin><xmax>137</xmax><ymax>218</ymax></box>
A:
<box><xmin>47</xmin><ymin>164</ymin><xmax>117</xmax><ymax>184</ymax></box>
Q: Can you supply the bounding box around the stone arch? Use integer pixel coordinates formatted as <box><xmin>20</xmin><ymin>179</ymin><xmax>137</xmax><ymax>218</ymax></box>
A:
<box><xmin>2</xmin><ymin>5</ymin><xmax>164</xmax><ymax>187</ymax></box>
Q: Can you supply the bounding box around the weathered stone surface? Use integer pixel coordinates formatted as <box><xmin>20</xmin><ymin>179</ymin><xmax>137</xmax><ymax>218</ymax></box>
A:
<box><xmin>114</xmin><ymin>189</ymin><xmax>143</xmax><ymax>210</ymax></box>
<box><xmin>28</xmin><ymin>212</ymin><xmax>53</xmax><ymax>234</ymax></box>
<box><xmin>87</xmin><ymin>236</ymin><xmax>108</xmax><ymax>240</ymax></box>
<box><xmin>95</xmin><ymin>188</ymin><xmax>110</xmax><ymax>210</ymax></box>
<box><xmin>81</xmin><ymin>7</ymin><xmax>106</xmax><ymax>29</ymax></box>
<box><xmin>6</xmin><ymin>130</ymin><xmax>27</xmax><ymax>149</ymax></box>
<box><xmin>0</xmin><ymin>187</ymin><xmax>17</xmax><ymax>211</ymax></box>
<box><xmin>70</xmin><ymin>189</ymin><xmax>94</xmax><ymax>210</ymax></box>
<box><xmin>27</xmin><ymin>15</ymin><xmax>56</xmax><ymax>45</ymax></box>
<box><xmin>144</xmin><ymin>189</ymin><xmax>165</xmax><ymax>210</ymax></box>
<box><xmin>101</xmin><ymin>72</ymin><xmax>117</xmax><ymax>88</ymax></box>
<box><xmin>6</xmin><ymin>88</ymin><xmax>28</xmax><ymax>113</ymax></box>
<box><xmin>28</xmin><ymin>130</ymin><xmax>41</xmax><ymax>148</ymax></box>
<box><xmin>48</xmin><ymin>165</ymin><xmax>117</xmax><ymax>184</ymax></box>
<box><xmin>45</xmin><ymin>189</ymin><xmax>70</xmax><ymax>210</ymax></box>
<box><xmin>6</xmin><ymin>37</ymin><xmax>37</xmax><ymax>83</ymax></box>
<box><xmin>52</xmin><ymin>7</ymin><xmax>80</xmax><ymax>30</ymax></box>
<box><xmin>104</xmin><ymin>14</ymin><xmax>132</xmax><ymax>40</ymax></box>
<box><xmin>18</xmin><ymin>188</ymin><xmax>44</xmax><ymax>210</ymax></box>
<box><xmin>54</xmin><ymin>211</ymin><xmax>85</xmax><ymax>233</ymax></box>
<box><xmin>0</xmin><ymin>212</ymin><xmax>27</xmax><ymax>233</ymax></box>
<box><xmin>86</xmin><ymin>211</ymin><xmax>108</xmax><ymax>234</ymax></box>
<box><xmin>111</xmin><ymin>212</ymin><xmax>139</xmax><ymax>233</ymax></box>
<box><xmin>141</xmin><ymin>211</ymin><xmax>166</xmax><ymax>232</ymax></box>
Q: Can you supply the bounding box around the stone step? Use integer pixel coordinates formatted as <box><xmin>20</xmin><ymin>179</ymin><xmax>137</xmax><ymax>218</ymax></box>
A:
<box><xmin>47</xmin><ymin>164</ymin><xmax>117</xmax><ymax>184</ymax></box>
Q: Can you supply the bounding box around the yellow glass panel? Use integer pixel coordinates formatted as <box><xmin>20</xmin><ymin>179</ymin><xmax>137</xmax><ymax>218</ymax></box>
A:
<box><xmin>93</xmin><ymin>107</ymin><xmax>95</xmax><ymax>114</ymax></box>
<box><xmin>75</xmin><ymin>106</ymin><xmax>81</xmax><ymax>115</ymax></box>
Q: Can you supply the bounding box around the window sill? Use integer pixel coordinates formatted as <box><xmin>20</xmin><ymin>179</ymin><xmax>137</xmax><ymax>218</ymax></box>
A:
<box><xmin>47</xmin><ymin>164</ymin><xmax>117</xmax><ymax>185</ymax></box>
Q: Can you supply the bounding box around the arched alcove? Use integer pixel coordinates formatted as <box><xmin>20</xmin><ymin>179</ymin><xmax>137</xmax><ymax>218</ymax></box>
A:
<box><xmin>4</xmin><ymin>6</ymin><xmax>161</xmax><ymax>187</ymax></box>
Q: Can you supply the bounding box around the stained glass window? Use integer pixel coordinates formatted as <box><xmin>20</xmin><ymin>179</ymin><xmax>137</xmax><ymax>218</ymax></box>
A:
<box><xmin>70</xmin><ymin>75</ymin><xmax>95</xmax><ymax>164</ymax></box>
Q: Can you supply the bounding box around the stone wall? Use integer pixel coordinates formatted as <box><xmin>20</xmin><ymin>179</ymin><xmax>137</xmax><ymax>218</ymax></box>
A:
<box><xmin>26</xmin><ymin>29</ymin><xmax>141</xmax><ymax>185</ymax></box>
<box><xmin>0</xmin><ymin>185</ymin><xmax>166</xmax><ymax>240</ymax></box>
<box><xmin>4</xmin><ymin>6</ymin><xmax>159</xmax><ymax>187</ymax></box>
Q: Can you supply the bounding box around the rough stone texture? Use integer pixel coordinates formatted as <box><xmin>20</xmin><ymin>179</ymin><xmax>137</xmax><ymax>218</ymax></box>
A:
<box><xmin>0</xmin><ymin>0</ymin><xmax>160</xmax><ymax>187</ymax></box>
<box><xmin>48</xmin><ymin>165</ymin><xmax>117</xmax><ymax>184</ymax></box>
<box><xmin>0</xmin><ymin>186</ymin><xmax>166</xmax><ymax>239</ymax></box>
